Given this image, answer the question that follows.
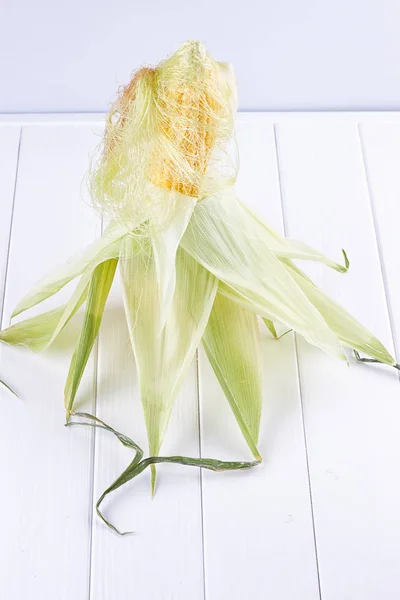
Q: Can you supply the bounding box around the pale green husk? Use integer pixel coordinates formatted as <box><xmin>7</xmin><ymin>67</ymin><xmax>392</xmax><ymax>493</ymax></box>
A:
<box><xmin>181</xmin><ymin>193</ymin><xmax>346</xmax><ymax>361</ymax></box>
<box><xmin>120</xmin><ymin>233</ymin><xmax>217</xmax><ymax>491</ymax></box>
<box><xmin>12</xmin><ymin>221</ymin><xmax>129</xmax><ymax>318</ymax></box>
<box><xmin>203</xmin><ymin>291</ymin><xmax>262</xmax><ymax>459</ymax></box>
<box><xmin>65</xmin><ymin>258</ymin><xmax>118</xmax><ymax>414</ymax></box>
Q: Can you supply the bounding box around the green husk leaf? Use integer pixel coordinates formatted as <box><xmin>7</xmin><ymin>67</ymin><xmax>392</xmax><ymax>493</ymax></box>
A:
<box><xmin>65</xmin><ymin>258</ymin><xmax>118</xmax><ymax>414</ymax></box>
<box><xmin>203</xmin><ymin>291</ymin><xmax>262</xmax><ymax>458</ymax></box>
<box><xmin>219</xmin><ymin>255</ymin><xmax>391</xmax><ymax>362</ymax></box>
<box><xmin>262</xmin><ymin>319</ymin><xmax>292</xmax><ymax>340</ymax></box>
<box><xmin>47</xmin><ymin>239</ymin><xmax>121</xmax><ymax>351</ymax></box>
<box><xmin>262</xmin><ymin>318</ymin><xmax>278</xmax><ymax>339</ymax></box>
<box><xmin>181</xmin><ymin>193</ymin><xmax>345</xmax><ymax>360</ymax></box>
<box><xmin>219</xmin><ymin>281</ymin><xmax>275</xmax><ymax>321</ymax></box>
<box><xmin>238</xmin><ymin>199</ymin><xmax>349</xmax><ymax>272</ymax></box>
<box><xmin>283</xmin><ymin>259</ymin><xmax>395</xmax><ymax>364</ymax></box>
<box><xmin>120</xmin><ymin>237</ymin><xmax>218</xmax><ymax>488</ymax></box>
<box><xmin>12</xmin><ymin>221</ymin><xmax>129</xmax><ymax>318</ymax></box>
<box><xmin>0</xmin><ymin>238</ymin><xmax>122</xmax><ymax>353</ymax></box>
<box><xmin>0</xmin><ymin>299</ymin><xmax>87</xmax><ymax>352</ymax></box>
<box><xmin>151</xmin><ymin>195</ymin><xmax>196</xmax><ymax>329</ymax></box>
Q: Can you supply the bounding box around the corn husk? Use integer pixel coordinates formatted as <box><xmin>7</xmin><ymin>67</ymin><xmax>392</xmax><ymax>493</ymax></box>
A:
<box><xmin>282</xmin><ymin>259</ymin><xmax>393</xmax><ymax>363</ymax></box>
<box><xmin>0</xmin><ymin>237</ymin><xmax>123</xmax><ymax>351</ymax></box>
<box><xmin>12</xmin><ymin>221</ymin><xmax>128</xmax><ymax>318</ymax></box>
<box><xmin>238</xmin><ymin>199</ymin><xmax>349</xmax><ymax>271</ymax></box>
<box><xmin>203</xmin><ymin>291</ymin><xmax>262</xmax><ymax>459</ymax></box>
<box><xmin>65</xmin><ymin>258</ymin><xmax>118</xmax><ymax>414</ymax></box>
<box><xmin>0</xmin><ymin>41</ymin><xmax>396</xmax><ymax>532</ymax></box>
<box><xmin>181</xmin><ymin>192</ymin><xmax>346</xmax><ymax>360</ymax></box>
<box><xmin>263</xmin><ymin>318</ymin><xmax>279</xmax><ymax>340</ymax></box>
<box><xmin>120</xmin><ymin>233</ymin><xmax>217</xmax><ymax>491</ymax></box>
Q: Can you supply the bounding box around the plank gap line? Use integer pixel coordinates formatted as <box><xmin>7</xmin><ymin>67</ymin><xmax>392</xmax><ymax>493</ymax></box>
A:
<box><xmin>0</xmin><ymin>127</ymin><xmax>22</xmax><ymax>326</ymax></box>
<box><xmin>357</xmin><ymin>123</ymin><xmax>400</xmax><ymax>368</ymax></box>
<box><xmin>273</xmin><ymin>123</ymin><xmax>323</xmax><ymax>600</ymax></box>
<box><xmin>88</xmin><ymin>215</ymin><xmax>104</xmax><ymax>600</ymax></box>
<box><xmin>195</xmin><ymin>349</ymin><xmax>207</xmax><ymax>600</ymax></box>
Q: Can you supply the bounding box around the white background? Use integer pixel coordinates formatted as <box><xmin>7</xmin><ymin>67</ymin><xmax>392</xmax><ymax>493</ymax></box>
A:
<box><xmin>2</xmin><ymin>0</ymin><xmax>400</xmax><ymax>113</ymax></box>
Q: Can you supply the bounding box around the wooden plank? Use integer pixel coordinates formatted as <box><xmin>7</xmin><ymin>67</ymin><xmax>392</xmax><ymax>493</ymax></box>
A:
<box><xmin>0</xmin><ymin>127</ymin><xmax>20</xmax><ymax>315</ymax></box>
<box><xmin>0</xmin><ymin>125</ymin><xmax>100</xmax><ymax>600</ymax></box>
<box><xmin>89</xmin><ymin>272</ymin><xmax>204</xmax><ymax>596</ymax></box>
<box><xmin>275</xmin><ymin>121</ymin><xmax>400</xmax><ymax>599</ymax></box>
<box><xmin>360</xmin><ymin>122</ymin><xmax>400</xmax><ymax>356</ymax></box>
<box><xmin>198</xmin><ymin>121</ymin><xmax>321</xmax><ymax>600</ymax></box>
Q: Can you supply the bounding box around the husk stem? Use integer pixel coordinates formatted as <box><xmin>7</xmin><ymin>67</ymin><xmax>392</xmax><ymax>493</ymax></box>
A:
<box><xmin>68</xmin><ymin>411</ymin><xmax>261</xmax><ymax>535</ymax></box>
<box><xmin>353</xmin><ymin>350</ymin><xmax>400</xmax><ymax>370</ymax></box>
<box><xmin>0</xmin><ymin>379</ymin><xmax>17</xmax><ymax>397</ymax></box>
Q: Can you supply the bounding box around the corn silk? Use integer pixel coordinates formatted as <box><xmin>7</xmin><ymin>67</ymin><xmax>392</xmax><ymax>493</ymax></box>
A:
<box><xmin>0</xmin><ymin>41</ymin><xmax>396</xmax><ymax>534</ymax></box>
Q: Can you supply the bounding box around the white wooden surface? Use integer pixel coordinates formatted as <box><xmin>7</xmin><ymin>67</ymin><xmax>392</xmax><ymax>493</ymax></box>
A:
<box><xmin>1</xmin><ymin>113</ymin><xmax>400</xmax><ymax>599</ymax></box>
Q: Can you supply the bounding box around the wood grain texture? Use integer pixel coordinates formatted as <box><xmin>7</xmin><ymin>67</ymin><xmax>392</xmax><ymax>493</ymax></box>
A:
<box><xmin>360</xmin><ymin>122</ymin><xmax>400</xmax><ymax>357</ymax></box>
<box><xmin>0</xmin><ymin>127</ymin><xmax>20</xmax><ymax>316</ymax></box>
<box><xmin>1</xmin><ymin>113</ymin><xmax>400</xmax><ymax>600</ymax></box>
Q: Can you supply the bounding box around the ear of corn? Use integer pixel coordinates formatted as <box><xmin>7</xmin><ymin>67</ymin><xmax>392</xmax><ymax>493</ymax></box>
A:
<box><xmin>65</xmin><ymin>258</ymin><xmax>118</xmax><ymax>414</ymax></box>
<box><xmin>0</xmin><ymin>42</ymin><xmax>396</xmax><ymax>533</ymax></box>
<box><xmin>90</xmin><ymin>41</ymin><xmax>236</xmax><ymax>227</ymax></box>
<box><xmin>203</xmin><ymin>291</ymin><xmax>262</xmax><ymax>459</ymax></box>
